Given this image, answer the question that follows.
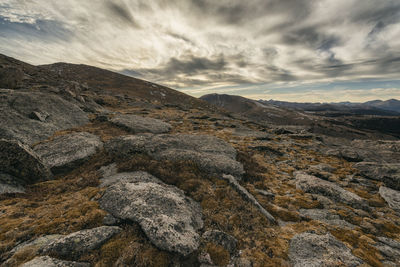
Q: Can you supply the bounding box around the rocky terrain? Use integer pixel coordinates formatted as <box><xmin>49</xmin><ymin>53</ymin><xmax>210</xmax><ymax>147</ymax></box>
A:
<box><xmin>1</xmin><ymin>53</ymin><xmax>400</xmax><ymax>267</ymax></box>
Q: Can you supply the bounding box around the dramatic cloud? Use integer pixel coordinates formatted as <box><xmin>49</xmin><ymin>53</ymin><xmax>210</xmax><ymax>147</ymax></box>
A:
<box><xmin>0</xmin><ymin>0</ymin><xmax>399</xmax><ymax>101</ymax></box>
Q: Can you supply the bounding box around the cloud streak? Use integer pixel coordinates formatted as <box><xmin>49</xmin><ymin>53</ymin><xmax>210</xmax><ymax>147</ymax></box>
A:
<box><xmin>0</xmin><ymin>0</ymin><xmax>399</xmax><ymax>100</ymax></box>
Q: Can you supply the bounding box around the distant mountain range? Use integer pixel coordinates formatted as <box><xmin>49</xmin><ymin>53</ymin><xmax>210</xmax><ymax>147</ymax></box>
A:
<box><xmin>260</xmin><ymin>99</ymin><xmax>400</xmax><ymax>115</ymax></box>
<box><xmin>201</xmin><ymin>93</ymin><xmax>400</xmax><ymax>139</ymax></box>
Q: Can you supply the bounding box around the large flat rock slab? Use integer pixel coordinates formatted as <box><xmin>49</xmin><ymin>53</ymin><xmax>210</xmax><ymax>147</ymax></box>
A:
<box><xmin>354</xmin><ymin>162</ymin><xmax>400</xmax><ymax>190</ymax></box>
<box><xmin>0</xmin><ymin>90</ymin><xmax>89</xmax><ymax>145</ymax></box>
<box><xmin>40</xmin><ymin>226</ymin><xmax>121</xmax><ymax>259</ymax></box>
<box><xmin>379</xmin><ymin>186</ymin><xmax>400</xmax><ymax>213</ymax></box>
<box><xmin>99</xmin><ymin>171</ymin><xmax>203</xmax><ymax>256</ymax></box>
<box><xmin>289</xmin><ymin>232</ymin><xmax>363</xmax><ymax>267</ymax></box>
<box><xmin>0</xmin><ymin>139</ymin><xmax>52</xmax><ymax>191</ymax></box>
<box><xmin>105</xmin><ymin>134</ymin><xmax>244</xmax><ymax>177</ymax></box>
<box><xmin>33</xmin><ymin>132</ymin><xmax>103</xmax><ymax>174</ymax></box>
<box><xmin>109</xmin><ymin>114</ymin><xmax>171</xmax><ymax>134</ymax></box>
<box><xmin>295</xmin><ymin>172</ymin><xmax>368</xmax><ymax>210</ymax></box>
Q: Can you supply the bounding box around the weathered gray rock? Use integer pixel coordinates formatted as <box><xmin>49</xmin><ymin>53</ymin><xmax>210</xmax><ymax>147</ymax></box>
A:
<box><xmin>379</xmin><ymin>186</ymin><xmax>400</xmax><ymax>212</ymax></box>
<box><xmin>102</xmin><ymin>213</ymin><xmax>122</xmax><ymax>226</ymax></box>
<box><xmin>326</xmin><ymin>148</ymin><xmax>363</xmax><ymax>162</ymax></box>
<box><xmin>222</xmin><ymin>174</ymin><xmax>276</xmax><ymax>224</ymax></box>
<box><xmin>105</xmin><ymin>134</ymin><xmax>244</xmax><ymax>177</ymax></box>
<box><xmin>20</xmin><ymin>256</ymin><xmax>89</xmax><ymax>267</ymax></box>
<box><xmin>33</xmin><ymin>132</ymin><xmax>103</xmax><ymax>174</ymax></box>
<box><xmin>0</xmin><ymin>90</ymin><xmax>89</xmax><ymax>145</ymax></box>
<box><xmin>355</xmin><ymin>162</ymin><xmax>400</xmax><ymax>190</ymax></box>
<box><xmin>4</xmin><ymin>234</ymin><xmax>63</xmax><ymax>264</ymax></box>
<box><xmin>109</xmin><ymin>114</ymin><xmax>172</xmax><ymax>134</ymax></box>
<box><xmin>299</xmin><ymin>209</ymin><xmax>355</xmax><ymax>229</ymax></box>
<box><xmin>295</xmin><ymin>172</ymin><xmax>368</xmax><ymax>210</ymax></box>
<box><xmin>12</xmin><ymin>234</ymin><xmax>63</xmax><ymax>254</ymax></box>
<box><xmin>202</xmin><ymin>230</ymin><xmax>237</xmax><ymax>255</ymax></box>
<box><xmin>351</xmin><ymin>140</ymin><xmax>400</xmax><ymax>164</ymax></box>
<box><xmin>99</xmin><ymin>172</ymin><xmax>203</xmax><ymax>256</ymax></box>
<box><xmin>289</xmin><ymin>232</ymin><xmax>363</xmax><ymax>267</ymax></box>
<box><xmin>311</xmin><ymin>163</ymin><xmax>336</xmax><ymax>173</ymax></box>
<box><xmin>41</xmin><ymin>226</ymin><xmax>121</xmax><ymax>259</ymax></box>
<box><xmin>0</xmin><ymin>173</ymin><xmax>25</xmax><ymax>194</ymax></box>
<box><xmin>0</xmin><ymin>139</ymin><xmax>52</xmax><ymax>187</ymax></box>
<box><xmin>98</xmin><ymin>163</ymin><xmax>118</xmax><ymax>178</ymax></box>
<box><xmin>374</xmin><ymin>237</ymin><xmax>400</xmax><ymax>266</ymax></box>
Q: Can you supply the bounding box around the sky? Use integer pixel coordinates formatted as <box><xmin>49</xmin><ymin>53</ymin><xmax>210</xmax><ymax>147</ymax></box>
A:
<box><xmin>0</xmin><ymin>0</ymin><xmax>399</xmax><ymax>102</ymax></box>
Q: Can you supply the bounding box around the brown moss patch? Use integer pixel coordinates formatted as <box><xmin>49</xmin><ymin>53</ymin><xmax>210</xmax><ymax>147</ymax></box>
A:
<box><xmin>86</xmin><ymin>224</ymin><xmax>172</xmax><ymax>267</ymax></box>
<box><xmin>50</xmin><ymin>122</ymin><xmax>130</xmax><ymax>142</ymax></box>
<box><xmin>236</xmin><ymin>151</ymin><xmax>269</xmax><ymax>183</ymax></box>
<box><xmin>205</xmin><ymin>243</ymin><xmax>230</xmax><ymax>266</ymax></box>
<box><xmin>0</xmin><ymin>152</ymin><xmax>110</xmax><ymax>262</ymax></box>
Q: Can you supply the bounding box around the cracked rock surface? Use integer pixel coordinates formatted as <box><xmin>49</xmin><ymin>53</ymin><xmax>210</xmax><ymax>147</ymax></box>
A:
<box><xmin>99</xmin><ymin>171</ymin><xmax>203</xmax><ymax>256</ymax></box>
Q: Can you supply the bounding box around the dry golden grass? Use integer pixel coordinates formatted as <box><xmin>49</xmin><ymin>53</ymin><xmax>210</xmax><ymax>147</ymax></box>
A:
<box><xmin>205</xmin><ymin>243</ymin><xmax>230</xmax><ymax>266</ymax></box>
<box><xmin>0</xmin><ymin>152</ymin><xmax>111</xmax><ymax>264</ymax></box>
<box><xmin>88</xmin><ymin>224</ymin><xmax>172</xmax><ymax>267</ymax></box>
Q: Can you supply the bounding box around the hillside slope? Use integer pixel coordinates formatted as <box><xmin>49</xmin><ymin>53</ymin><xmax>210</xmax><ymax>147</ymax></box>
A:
<box><xmin>40</xmin><ymin>62</ymin><xmax>212</xmax><ymax>109</ymax></box>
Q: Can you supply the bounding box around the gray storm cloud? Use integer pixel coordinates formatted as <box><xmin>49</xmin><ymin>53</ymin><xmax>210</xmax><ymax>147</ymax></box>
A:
<box><xmin>0</xmin><ymin>0</ymin><xmax>399</xmax><ymax>98</ymax></box>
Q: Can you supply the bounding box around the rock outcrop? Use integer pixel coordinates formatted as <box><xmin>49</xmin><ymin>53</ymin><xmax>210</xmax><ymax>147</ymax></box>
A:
<box><xmin>295</xmin><ymin>172</ymin><xmax>368</xmax><ymax>210</ymax></box>
<box><xmin>99</xmin><ymin>172</ymin><xmax>203</xmax><ymax>256</ymax></box>
<box><xmin>40</xmin><ymin>226</ymin><xmax>121</xmax><ymax>259</ymax></box>
<box><xmin>0</xmin><ymin>90</ymin><xmax>89</xmax><ymax>145</ymax></box>
<box><xmin>355</xmin><ymin>162</ymin><xmax>400</xmax><ymax>190</ymax></box>
<box><xmin>0</xmin><ymin>139</ymin><xmax>52</xmax><ymax>193</ymax></box>
<box><xmin>105</xmin><ymin>134</ymin><xmax>244</xmax><ymax>177</ymax></box>
<box><xmin>109</xmin><ymin>114</ymin><xmax>172</xmax><ymax>134</ymax></box>
<box><xmin>379</xmin><ymin>186</ymin><xmax>400</xmax><ymax>213</ymax></box>
<box><xmin>374</xmin><ymin>237</ymin><xmax>400</xmax><ymax>266</ymax></box>
<box><xmin>351</xmin><ymin>140</ymin><xmax>400</xmax><ymax>163</ymax></box>
<box><xmin>299</xmin><ymin>209</ymin><xmax>355</xmax><ymax>229</ymax></box>
<box><xmin>0</xmin><ymin>173</ymin><xmax>25</xmax><ymax>194</ymax></box>
<box><xmin>326</xmin><ymin>148</ymin><xmax>363</xmax><ymax>162</ymax></box>
<box><xmin>33</xmin><ymin>132</ymin><xmax>103</xmax><ymax>174</ymax></box>
<box><xmin>289</xmin><ymin>232</ymin><xmax>363</xmax><ymax>266</ymax></box>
